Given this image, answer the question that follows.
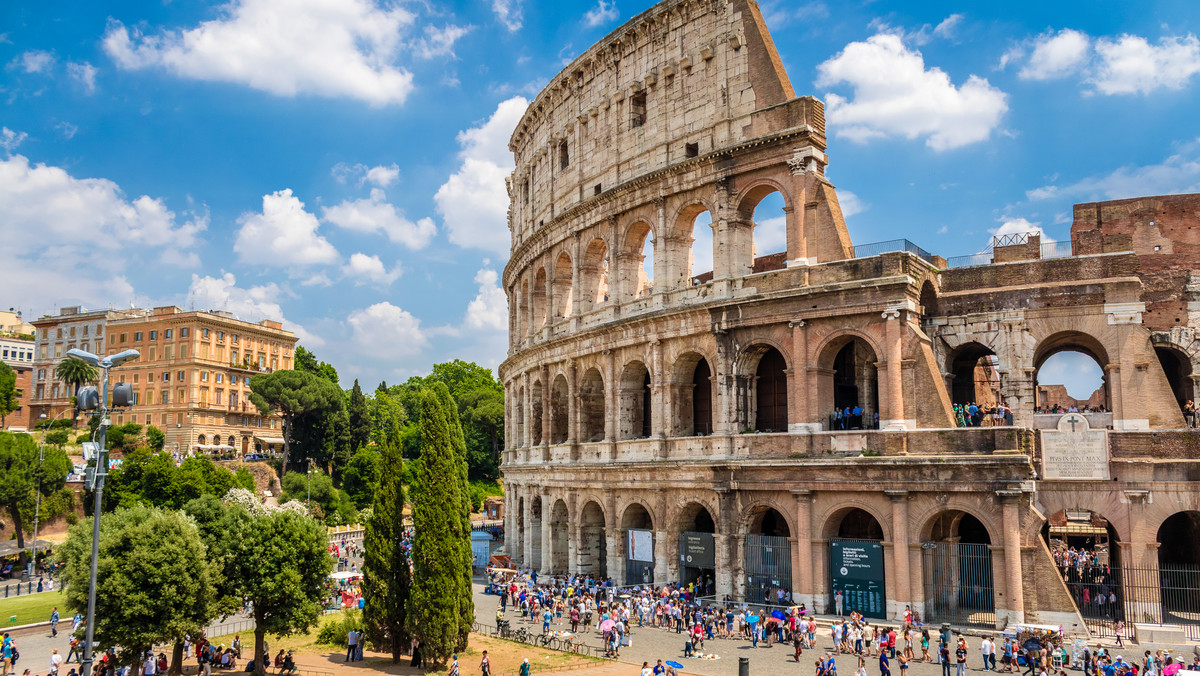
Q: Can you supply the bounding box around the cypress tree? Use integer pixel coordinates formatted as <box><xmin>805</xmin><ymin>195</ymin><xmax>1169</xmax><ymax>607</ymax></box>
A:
<box><xmin>409</xmin><ymin>384</ymin><xmax>470</xmax><ymax>667</ymax></box>
<box><xmin>362</xmin><ymin>440</ymin><xmax>408</xmax><ymax>662</ymax></box>
<box><xmin>347</xmin><ymin>379</ymin><xmax>372</xmax><ymax>452</ymax></box>
<box><xmin>432</xmin><ymin>384</ymin><xmax>475</xmax><ymax>651</ymax></box>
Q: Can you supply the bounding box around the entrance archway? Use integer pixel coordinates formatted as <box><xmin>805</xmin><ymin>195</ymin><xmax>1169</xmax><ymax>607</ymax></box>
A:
<box><xmin>827</xmin><ymin>507</ymin><xmax>887</xmax><ymax>618</ymax></box>
<box><xmin>1157</xmin><ymin>511</ymin><xmax>1200</xmax><ymax>627</ymax></box>
<box><xmin>579</xmin><ymin>368</ymin><xmax>605</xmax><ymax>442</ymax></box>
<box><xmin>516</xmin><ymin>495</ymin><xmax>525</xmax><ymax>561</ymax></box>
<box><xmin>579</xmin><ymin>501</ymin><xmax>608</xmax><ymax>579</ymax></box>
<box><xmin>1041</xmin><ymin>509</ymin><xmax>1121</xmax><ymax>631</ymax></box>
<box><xmin>755</xmin><ymin>347</ymin><xmax>788</xmax><ymax>432</ymax></box>
<box><xmin>820</xmin><ymin>337</ymin><xmax>879</xmax><ymax>430</ymax></box>
<box><xmin>922</xmin><ymin>510</ymin><xmax>995</xmax><ymax>627</ymax></box>
<box><xmin>529</xmin><ymin>496</ymin><xmax>543</xmax><ymax>571</ymax></box>
<box><xmin>549</xmin><ymin>499</ymin><xmax>570</xmax><ymax>573</ymax></box>
<box><xmin>622</xmin><ymin>503</ymin><xmax>655</xmax><ymax>585</ymax></box>
<box><xmin>745</xmin><ymin>506</ymin><xmax>792</xmax><ymax>605</ymax></box>
<box><xmin>671</xmin><ymin>352</ymin><xmax>714</xmax><ymax>436</ymax></box>
<box><xmin>678</xmin><ymin>502</ymin><xmax>717</xmax><ymax>593</ymax></box>
<box><xmin>948</xmin><ymin>343</ymin><xmax>1001</xmax><ymax>412</ymax></box>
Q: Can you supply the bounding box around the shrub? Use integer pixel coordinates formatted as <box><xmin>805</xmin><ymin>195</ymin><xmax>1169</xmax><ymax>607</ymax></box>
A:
<box><xmin>316</xmin><ymin>608</ymin><xmax>364</xmax><ymax>647</ymax></box>
<box><xmin>46</xmin><ymin>430</ymin><xmax>70</xmax><ymax>446</ymax></box>
<box><xmin>65</xmin><ymin>511</ymin><xmax>79</xmax><ymax>525</ymax></box>
<box><xmin>75</xmin><ymin>433</ymin><xmax>91</xmax><ymax>444</ymax></box>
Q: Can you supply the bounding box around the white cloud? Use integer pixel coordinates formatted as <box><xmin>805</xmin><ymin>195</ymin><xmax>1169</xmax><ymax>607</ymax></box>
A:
<box><xmin>234</xmin><ymin>189</ymin><xmax>340</xmax><ymax>266</ymax></box>
<box><xmin>102</xmin><ymin>0</ymin><xmax>417</xmax><ymax>106</ymax></box>
<box><xmin>990</xmin><ymin>217</ymin><xmax>1047</xmax><ymax>242</ymax></box>
<box><xmin>186</xmin><ymin>272</ymin><xmax>324</xmax><ymax>346</ymax></box>
<box><xmin>0</xmin><ymin>127</ymin><xmax>28</xmax><ymax>153</ymax></box>
<box><xmin>347</xmin><ymin>302</ymin><xmax>429</xmax><ymax>358</ymax></box>
<box><xmin>331</xmin><ymin>162</ymin><xmax>400</xmax><ymax>187</ymax></box>
<box><xmin>322</xmin><ymin>188</ymin><xmax>436</xmax><ymax>249</ymax></box>
<box><xmin>933</xmin><ymin>14</ymin><xmax>964</xmax><ymax>40</ymax></box>
<box><xmin>1026</xmin><ymin>139</ymin><xmax>1200</xmax><ymax>202</ymax></box>
<box><xmin>583</xmin><ymin>0</ymin><xmax>619</xmax><ymax>28</ymax></box>
<box><xmin>838</xmin><ymin>189</ymin><xmax>867</xmax><ymax>217</ymax></box>
<box><xmin>67</xmin><ymin>61</ymin><xmax>98</xmax><ymax>93</ymax></box>
<box><xmin>816</xmin><ymin>33</ymin><xmax>1008</xmax><ymax>151</ymax></box>
<box><xmin>13</xmin><ymin>50</ymin><xmax>55</xmax><ymax>74</ymax></box>
<box><xmin>434</xmin><ymin>96</ymin><xmax>528</xmax><ymax>254</ymax></box>
<box><xmin>343</xmin><ymin>252</ymin><xmax>402</xmax><ymax>285</ymax></box>
<box><xmin>55</xmin><ymin>122</ymin><xmax>78</xmax><ymax>140</ymax></box>
<box><xmin>413</xmin><ymin>24</ymin><xmax>471</xmax><ymax>60</ymax></box>
<box><xmin>491</xmin><ymin>0</ymin><xmax>522</xmax><ymax>32</ymax></box>
<box><xmin>1019</xmin><ymin>29</ymin><xmax>1090</xmax><ymax>80</ymax></box>
<box><xmin>465</xmin><ymin>267</ymin><xmax>508</xmax><ymax>331</ymax></box>
<box><xmin>1091</xmin><ymin>34</ymin><xmax>1200</xmax><ymax>95</ymax></box>
<box><xmin>364</xmin><ymin>164</ymin><xmax>399</xmax><ymax>187</ymax></box>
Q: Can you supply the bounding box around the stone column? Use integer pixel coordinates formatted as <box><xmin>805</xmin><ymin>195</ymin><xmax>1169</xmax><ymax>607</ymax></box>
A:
<box><xmin>521</xmin><ymin>371</ymin><xmax>532</xmax><ymax>450</ymax></box>
<box><xmin>570</xmin><ymin>234</ymin><xmax>582</xmax><ymax>323</ymax></box>
<box><xmin>882</xmin><ymin>309</ymin><xmax>908</xmax><ymax>430</ymax></box>
<box><xmin>540</xmin><ymin>365</ymin><xmax>551</xmax><ymax>451</ymax></box>
<box><xmin>997</xmin><ymin>490</ymin><xmax>1026</xmax><ymax>625</ymax></box>
<box><xmin>655</xmin><ymin>529</ymin><xmax>671</xmax><ymax>585</ymax></box>
<box><xmin>523</xmin><ymin>490</ymin><xmax>534</xmax><ymax>568</ymax></box>
<box><xmin>792</xmin><ymin>489</ymin><xmax>814</xmax><ymax>607</ymax></box>
<box><xmin>608</xmin><ymin>216</ymin><xmax>622</xmax><ymax>309</ymax></box>
<box><xmin>887</xmin><ymin>490</ymin><xmax>912</xmax><ymax>620</ymax></box>
<box><xmin>567</xmin><ymin>360</ymin><xmax>579</xmax><ymax>445</ymax></box>
<box><xmin>714</xmin><ymin>533</ymin><xmax>734</xmax><ymax>599</ymax></box>
<box><xmin>733</xmin><ymin>534</ymin><xmax>747</xmax><ymax>601</ymax></box>
<box><xmin>652</xmin><ymin>339</ymin><xmax>666</xmax><ymax>440</ymax></box>
<box><xmin>789</xmin><ymin>320</ymin><xmax>813</xmax><ymax>432</ymax></box>
<box><xmin>604</xmin><ymin>349</ymin><xmax>617</xmax><ymax>444</ymax></box>
<box><xmin>568</xmin><ymin>522</ymin><xmax>580</xmax><ymax>576</ymax></box>
<box><xmin>540</xmin><ymin>497</ymin><xmax>553</xmax><ymax>577</ymax></box>
<box><xmin>783</xmin><ymin>204</ymin><xmax>803</xmax><ymax>266</ymax></box>
<box><xmin>609</xmin><ymin>528</ymin><xmax>626</xmax><ymax>586</ymax></box>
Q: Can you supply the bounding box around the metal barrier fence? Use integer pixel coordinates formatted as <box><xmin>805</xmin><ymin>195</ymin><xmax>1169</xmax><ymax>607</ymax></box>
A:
<box><xmin>470</xmin><ymin>621</ymin><xmax>611</xmax><ymax>659</ymax></box>
<box><xmin>2</xmin><ymin>580</ymin><xmax>54</xmax><ymax>598</ymax></box>
<box><xmin>745</xmin><ymin>535</ymin><xmax>791</xmax><ymax>606</ymax></box>
<box><xmin>1063</xmin><ymin>563</ymin><xmax>1200</xmax><ymax>640</ymax></box>
<box><xmin>850</xmin><ymin>239</ymin><xmax>937</xmax><ymax>264</ymax></box>
<box><xmin>921</xmin><ymin>542</ymin><xmax>996</xmax><ymax>628</ymax></box>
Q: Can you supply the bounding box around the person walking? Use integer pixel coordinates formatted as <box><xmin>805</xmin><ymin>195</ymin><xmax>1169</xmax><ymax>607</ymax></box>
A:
<box><xmin>50</xmin><ymin>608</ymin><xmax>60</xmax><ymax>638</ymax></box>
<box><xmin>982</xmin><ymin>636</ymin><xmax>994</xmax><ymax>671</ymax></box>
<box><xmin>880</xmin><ymin>647</ymin><xmax>892</xmax><ymax>676</ymax></box>
<box><xmin>956</xmin><ymin>639</ymin><xmax>968</xmax><ymax>676</ymax></box>
<box><xmin>50</xmin><ymin>648</ymin><xmax>64</xmax><ymax>676</ymax></box>
<box><xmin>448</xmin><ymin>654</ymin><xmax>459</xmax><ymax>676</ymax></box>
<box><xmin>345</xmin><ymin>629</ymin><xmax>358</xmax><ymax>662</ymax></box>
<box><xmin>836</xmin><ymin>590</ymin><xmax>844</xmax><ymax>616</ymax></box>
<box><xmin>940</xmin><ymin>641</ymin><xmax>952</xmax><ymax>676</ymax></box>
<box><xmin>519</xmin><ymin>658</ymin><xmax>530</xmax><ymax>676</ymax></box>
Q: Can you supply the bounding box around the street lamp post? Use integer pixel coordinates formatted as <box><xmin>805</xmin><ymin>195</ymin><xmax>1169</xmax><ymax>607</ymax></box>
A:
<box><xmin>30</xmin><ymin>409</ymin><xmax>74</xmax><ymax>578</ymax></box>
<box><xmin>65</xmin><ymin>348</ymin><xmax>140</xmax><ymax>676</ymax></box>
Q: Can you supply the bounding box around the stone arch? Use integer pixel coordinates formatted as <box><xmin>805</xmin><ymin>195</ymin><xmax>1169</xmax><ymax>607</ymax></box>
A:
<box><xmin>734</xmin><ymin>342</ymin><xmax>791</xmax><ymax>433</ymax></box>
<box><xmin>618</xmin><ymin>360</ymin><xmax>653</xmax><ymax>440</ymax></box>
<box><xmin>1154</xmin><ymin>344</ymin><xmax>1194</xmax><ymax>414</ymax></box>
<box><xmin>530</xmin><ymin>379</ymin><xmax>544</xmax><ymax>445</ymax></box>
<box><xmin>516</xmin><ymin>386</ymin><xmax>525</xmax><ymax>446</ymax></box>
<box><xmin>619</xmin><ymin>221</ymin><xmax>655</xmax><ymax>300</ymax></box>
<box><xmin>1033</xmin><ymin>331</ymin><xmax>1111</xmax><ymax>412</ymax></box>
<box><xmin>673</xmin><ymin>203</ymin><xmax>715</xmax><ymax>288</ymax></box>
<box><xmin>551</xmin><ymin>251</ymin><xmax>573</xmax><ymax>321</ymax></box>
<box><xmin>735</xmin><ymin>179</ymin><xmax>794</xmax><ymax>218</ymax></box>
<box><xmin>579</xmin><ymin>237</ymin><xmax>610</xmax><ymax>312</ymax></box>
<box><xmin>578</xmin><ymin>367</ymin><xmax>605</xmax><ymax>442</ymax></box>
<box><xmin>743</xmin><ymin>500</ymin><xmax>794</xmax><ymax>604</ymax></box>
<box><xmin>678</xmin><ymin>501</ymin><xmax>718</xmax><ymax>533</ymax></box>
<box><xmin>947</xmin><ymin>342</ymin><xmax>1001</xmax><ymax>409</ymax></box>
<box><xmin>549</xmin><ymin>498</ymin><xmax>570</xmax><ymax>573</ymax></box>
<box><xmin>816</xmin><ymin>331</ymin><xmax>881</xmax><ymax>430</ymax></box>
<box><xmin>912</xmin><ymin>501</ymin><xmax>1000</xmax><ymax>545</ymax></box>
<box><xmin>531</xmin><ymin>267</ymin><xmax>548</xmax><ymax>332</ymax></box>
<box><xmin>620</xmin><ymin>498</ymin><xmax>657</xmax><ymax>530</ymax></box>
<box><xmin>677</xmin><ymin>500</ymin><xmax>718</xmax><ymax>591</ymax></box>
<box><xmin>819</xmin><ymin>503</ymin><xmax>890</xmax><ymax>541</ymax></box>
<box><xmin>919</xmin><ymin>279</ymin><xmax>939</xmax><ymax>317</ymax></box>
<box><xmin>670</xmin><ymin>350</ymin><xmax>716</xmax><ymax>436</ymax></box>
<box><xmin>920</xmin><ymin>507</ymin><xmax>997</xmax><ymax>626</ymax></box>
<box><xmin>549</xmin><ymin>374</ymin><xmax>570</xmax><ymax>444</ymax></box>
<box><xmin>735</xmin><ymin>181</ymin><xmax>792</xmax><ymax>277</ymax></box>
<box><xmin>622</xmin><ymin>499</ymin><xmax>657</xmax><ymax>585</ymax></box>
<box><xmin>579</xmin><ymin>499</ymin><xmax>608</xmax><ymax>578</ymax></box>
<box><xmin>197</xmin><ymin>434</ymin><xmax>206</xmax><ymax>445</ymax></box>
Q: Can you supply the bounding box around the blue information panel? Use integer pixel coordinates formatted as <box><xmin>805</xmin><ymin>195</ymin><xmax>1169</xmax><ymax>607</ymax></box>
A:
<box><xmin>831</xmin><ymin>539</ymin><xmax>886</xmax><ymax>619</ymax></box>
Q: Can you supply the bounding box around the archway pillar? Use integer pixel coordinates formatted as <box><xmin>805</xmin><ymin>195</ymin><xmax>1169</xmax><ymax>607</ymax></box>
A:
<box><xmin>996</xmin><ymin>490</ymin><xmax>1026</xmax><ymax>625</ymax></box>
<box><xmin>812</xmin><ymin>538</ymin><xmax>830</xmax><ymax>613</ymax></box>
<box><xmin>540</xmin><ymin>366</ymin><xmax>551</xmax><ymax>454</ymax></box>
<box><xmin>540</xmin><ymin>492</ymin><xmax>553</xmax><ymax>577</ymax></box>
<box><xmin>881</xmin><ymin>309</ymin><xmax>910</xmax><ymax>430</ymax></box>
<box><xmin>714</xmin><ymin>533</ymin><xmax>735</xmax><ymax>599</ymax></box>
<box><xmin>887</xmin><ymin>490</ymin><xmax>912</xmax><ymax>620</ymax></box>
<box><xmin>568</xmin><ymin>522</ymin><xmax>580</xmax><ymax>576</ymax></box>
<box><xmin>1124</xmin><ymin>490</ymin><xmax>1164</xmax><ymax>622</ymax></box>
<box><xmin>604</xmin><ymin>350</ymin><xmax>616</xmax><ymax>443</ymax></box>
<box><xmin>567</xmin><ymin>361</ymin><xmax>579</xmax><ymax>446</ymax></box>
<box><xmin>655</xmin><ymin>529</ymin><xmax>672</xmax><ymax>585</ymax></box>
<box><xmin>523</xmin><ymin>492</ymin><xmax>534</xmax><ymax>568</ymax></box>
<box><xmin>732</xmin><ymin>534</ymin><xmax>747</xmax><ymax>601</ymax></box>
<box><xmin>789</xmin><ymin>320</ymin><xmax>818</xmax><ymax>432</ymax></box>
<box><xmin>609</xmin><ymin>527</ymin><xmax>626</xmax><ymax>586</ymax></box>
<box><xmin>791</xmin><ymin>489</ymin><xmax>815</xmax><ymax>607</ymax></box>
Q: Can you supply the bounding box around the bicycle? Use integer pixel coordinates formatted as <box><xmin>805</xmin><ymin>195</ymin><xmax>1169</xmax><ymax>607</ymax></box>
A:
<box><xmin>513</xmin><ymin>628</ymin><xmax>529</xmax><ymax>643</ymax></box>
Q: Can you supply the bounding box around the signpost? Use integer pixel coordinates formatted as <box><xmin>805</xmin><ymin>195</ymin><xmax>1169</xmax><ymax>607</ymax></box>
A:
<box><xmin>831</xmin><ymin>539</ymin><xmax>886</xmax><ymax>618</ymax></box>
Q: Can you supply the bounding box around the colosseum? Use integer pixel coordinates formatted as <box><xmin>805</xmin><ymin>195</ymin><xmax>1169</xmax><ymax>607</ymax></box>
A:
<box><xmin>497</xmin><ymin>0</ymin><xmax>1200</xmax><ymax>639</ymax></box>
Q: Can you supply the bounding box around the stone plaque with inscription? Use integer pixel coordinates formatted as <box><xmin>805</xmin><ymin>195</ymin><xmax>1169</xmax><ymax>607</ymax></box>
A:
<box><xmin>1040</xmin><ymin>413</ymin><xmax>1109</xmax><ymax>480</ymax></box>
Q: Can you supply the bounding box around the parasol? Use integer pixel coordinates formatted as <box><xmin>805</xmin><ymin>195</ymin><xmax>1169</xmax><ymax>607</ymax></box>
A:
<box><xmin>666</xmin><ymin>661</ymin><xmax>684</xmax><ymax>669</ymax></box>
<box><xmin>1164</xmin><ymin>665</ymin><xmax>1182</xmax><ymax>676</ymax></box>
<box><xmin>599</xmin><ymin>619</ymin><xmax>616</xmax><ymax>632</ymax></box>
<box><xmin>746</xmin><ymin>613</ymin><xmax>761</xmax><ymax>625</ymax></box>
<box><xmin>771</xmin><ymin>610</ymin><xmax>786</xmax><ymax>620</ymax></box>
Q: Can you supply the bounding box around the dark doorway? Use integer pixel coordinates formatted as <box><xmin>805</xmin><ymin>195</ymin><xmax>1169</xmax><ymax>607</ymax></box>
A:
<box><xmin>693</xmin><ymin>359</ymin><xmax>713</xmax><ymax>435</ymax></box>
<box><xmin>642</xmin><ymin>371</ymin><xmax>653</xmax><ymax>438</ymax></box>
<box><xmin>755</xmin><ymin>347</ymin><xmax>788</xmax><ymax>432</ymax></box>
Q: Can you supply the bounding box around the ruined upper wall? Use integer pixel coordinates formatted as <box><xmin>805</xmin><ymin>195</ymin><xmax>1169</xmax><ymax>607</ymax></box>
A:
<box><xmin>507</xmin><ymin>0</ymin><xmax>816</xmax><ymax>241</ymax></box>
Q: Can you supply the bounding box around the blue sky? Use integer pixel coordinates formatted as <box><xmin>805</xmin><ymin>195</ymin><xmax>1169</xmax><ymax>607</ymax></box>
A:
<box><xmin>2</xmin><ymin>0</ymin><xmax>1199</xmax><ymax>392</ymax></box>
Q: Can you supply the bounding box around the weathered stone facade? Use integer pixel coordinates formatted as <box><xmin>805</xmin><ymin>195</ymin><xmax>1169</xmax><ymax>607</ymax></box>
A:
<box><xmin>498</xmin><ymin>0</ymin><xmax>1200</xmax><ymax>635</ymax></box>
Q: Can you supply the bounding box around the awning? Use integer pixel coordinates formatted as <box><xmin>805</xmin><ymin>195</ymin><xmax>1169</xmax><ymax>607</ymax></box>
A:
<box><xmin>254</xmin><ymin>436</ymin><xmax>285</xmax><ymax>445</ymax></box>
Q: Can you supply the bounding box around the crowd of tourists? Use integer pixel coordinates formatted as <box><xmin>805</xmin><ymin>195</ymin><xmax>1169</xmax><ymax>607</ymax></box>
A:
<box><xmin>1053</xmin><ymin>548</ymin><xmax>1121</xmax><ymax>619</ymax></box>
<box><xmin>829</xmin><ymin>407</ymin><xmax>880</xmax><ymax>430</ymax></box>
<box><xmin>954</xmin><ymin>403</ymin><xmax>1013</xmax><ymax>427</ymax></box>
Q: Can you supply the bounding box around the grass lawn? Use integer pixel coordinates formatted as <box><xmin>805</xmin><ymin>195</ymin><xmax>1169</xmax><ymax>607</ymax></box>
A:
<box><xmin>0</xmin><ymin>588</ymin><xmax>69</xmax><ymax>628</ymax></box>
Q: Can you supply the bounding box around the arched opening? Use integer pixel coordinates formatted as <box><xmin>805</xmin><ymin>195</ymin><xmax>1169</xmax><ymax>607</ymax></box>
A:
<box><xmin>530</xmin><ymin>380</ymin><xmax>544</xmax><ymax>446</ymax></box>
<box><xmin>549</xmin><ymin>374</ymin><xmax>569</xmax><ymax>444</ymax></box>
<box><xmin>827</xmin><ymin>507</ymin><xmax>886</xmax><ymax>618</ymax></box>
<box><xmin>1157</xmin><ymin>511</ymin><xmax>1200</xmax><ymax>623</ymax></box>
<box><xmin>1034</xmin><ymin>333</ymin><xmax>1110</xmax><ymax>413</ymax></box>
<box><xmin>618</xmin><ymin>361</ymin><xmax>652</xmax><ymax>440</ymax></box>
<box><xmin>680</xmin><ymin>206</ymin><xmax>714</xmax><ymax>287</ymax></box>
<box><xmin>579</xmin><ymin>501</ymin><xmax>607</xmax><ymax>579</ymax></box>
<box><xmin>529</xmin><ymin>495</ymin><xmax>543</xmax><ymax>571</ymax></box>
<box><xmin>820</xmin><ymin>337</ymin><xmax>879</xmax><ymax>430</ymax></box>
<box><xmin>920</xmin><ymin>280</ymin><xmax>939</xmax><ymax>317</ymax></box>
<box><xmin>1042</xmin><ymin>508</ymin><xmax>1121</xmax><ymax>631</ymax></box>
<box><xmin>746</xmin><ymin>506</ymin><xmax>792</xmax><ymax>604</ymax></box>
<box><xmin>517</xmin><ymin>279</ymin><xmax>528</xmax><ymax>339</ymax></box>
<box><xmin>516</xmin><ymin>495</ymin><xmax>526</xmax><ymax>561</ymax></box>
<box><xmin>622</xmin><ymin>503</ymin><xmax>655</xmax><ymax>585</ymax></box>
<box><xmin>678</xmin><ymin>502</ymin><xmax>717</xmax><ymax>592</ymax></box>
<box><xmin>578</xmin><ymin>368</ymin><xmax>605</xmax><ymax>442</ymax></box>
<box><xmin>1155</xmin><ymin>346</ymin><xmax>1194</xmax><ymax>421</ymax></box>
<box><xmin>948</xmin><ymin>343</ymin><xmax>1003</xmax><ymax>423</ymax></box>
<box><xmin>671</xmin><ymin>352</ymin><xmax>714</xmax><ymax>436</ymax></box>
<box><xmin>620</xmin><ymin>222</ymin><xmax>654</xmax><ymax>300</ymax></box>
<box><xmin>922</xmin><ymin>510</ymin><xmax>995</xmax><ymax>627</ymax></box>
<box><xmin>227</xmin><ymin>435</ymin><xmax>235</xmax><ymax>446</ymax></box>
<box><xmin>549</xmin><ymin>499</ymin><xmax>570</xmax><ymax>573</ymax></box>
<box><xmin>197</xmin><ymin>434</ymin><xmax>206</xmax><ymax>445</ymax></box>
<box><xmin>531</xmin><ymin>267</ymin><xmax>548</xmax><ymax>333</ymax></box>
<box><xmin>755</xmin><ymin>347</ymin><xmax>788</xmax><ymax>432</ymax></box>
<box><xmin>551</xmin><ymin>252</ymin><xmax>573</xmax><ymax>321</ymax></box>
<box><xmin>580</xmin><ymin>238</ymin><xmax>610</xmax><ymax>312</ymax></box>
<box><xmin>739</xmin><ymin>187</ymin><xmax>788</xmax><ymax>277</ymax></box>
<box><xmin>516</xmin><ymin>386</ymin><xmax>525</xmax><ymax>446</ymax></box>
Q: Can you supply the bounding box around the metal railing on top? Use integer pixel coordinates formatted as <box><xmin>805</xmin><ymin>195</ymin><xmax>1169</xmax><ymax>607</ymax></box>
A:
<box><xmin>850</xmin><ymin>239</ymin><xmax>937</xmax><ymax>264</ymax></box>
<box><xmin>945</xmin><ymin>240</ymin><xmax>1075</xmax><ymax>268</ymax></box>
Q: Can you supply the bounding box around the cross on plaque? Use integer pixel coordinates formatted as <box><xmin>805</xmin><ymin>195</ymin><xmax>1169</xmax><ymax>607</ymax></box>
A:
<box><xmin>1067</xmin><ymin>415</ymin><xmax>1081</xmax><ymax>432</ymax></box>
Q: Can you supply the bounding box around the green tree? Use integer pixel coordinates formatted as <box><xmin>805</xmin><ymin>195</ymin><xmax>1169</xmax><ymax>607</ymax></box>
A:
<box><xmin>55</xmin><ymin>357</ymin><xmax>97</xmax><ymax>425</ymax></box>
<box><xmin>431</xmin><ymin>384</ymin><xmax>475</xmax><ymax>650</ymax></box>
<box><xmin>408</xmin><ymin>384</ymin><xmax>473</xmax><ymax>666</ymax></box>
<box><xmin>248</xmin><ymin>369</ymin><xmax>344</xmax><ymax>472</ymax></box>
<box><xmin>362</xmin><ymin>441</ymin><xmax>409</xmax><ymax>661</ymax></box>
<box><xmin>0</xmin><ymin>431</ymin><xmax>71</xmax><ymax>563</ymax></box>
<box><xmin>346</xmin><ymin>380</ymin><xmax>372</xmax><ymax>453</ymax></box>
<box><xmin>341</xmin><ymin>447</ymin><xmax>381</xmax><ymax>509</ymax></box>
<box><xmin>294</xmin><ymin>345</ymin><xmax>339</xmax><ymax>384</ymax></box>
<box><xmin>45</xmin><ymin>429</ymin><xmax>70</xmax><ymax>447</ymax></box>
<box><xmin>370</xmin><ymin>390</ymin><xmax>406</xmax><ymax>448</ymax></box>
<box><xmin>56</xmin><ymin>505</ymin><xmax>218</xmax><ymax>672</ymax></box>
<box><xmin>146</xmin><ymin>425</ymin><xmax>166</xmax><ymax>450</ymax></box>
<box><xmin>280</xmin><ymin>470</ymin><xmax>355</xmax><ymax>523</ymax></box>
<box><xmin>227</xmin><ymin>509</ymin><xmax>332</xmax><ymax>674</ymax></box>
<box><xmin>0</xmin><ymin>362</ymin><xmax>19</xmax><ymax>427</ymax></box>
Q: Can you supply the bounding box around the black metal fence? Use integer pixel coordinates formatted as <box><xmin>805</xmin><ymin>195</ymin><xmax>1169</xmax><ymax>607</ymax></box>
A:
<box><xmin>850</xmin><ymin>239</ymin><xmax>937</xmax><ymax>264</ymax></box>
<box><xmin>1058</xmin><ymin>563</ymin><xmax>1200</xmax><ymax>640</ymax></box>
<box><xmin>745</xmin><ymin>534</ymin><xmax>791</xmax><ymax>605</ymax></box>
<box><xmin>921</xmin><ymin>542</ymin><xmax>996</xmax><ymax>628</ymax></box>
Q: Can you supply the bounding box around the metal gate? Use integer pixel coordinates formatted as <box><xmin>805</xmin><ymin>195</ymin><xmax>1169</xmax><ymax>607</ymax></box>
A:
<box><xmin>1071</xmin><ymin>564</ymin><xmax>1200</xmax><ymax>640</ymax></box>
<box><xmin>921</xmin><ymin>541</ymin><xmax>995</xmax><ymax>628</ymax></box>
<box><xmin>745</xmin><ymin>534</ymin><xmax>791</xmax><ymax>604</ymax></box>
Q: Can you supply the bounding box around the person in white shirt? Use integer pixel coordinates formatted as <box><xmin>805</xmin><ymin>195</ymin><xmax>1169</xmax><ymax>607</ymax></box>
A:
<box><xmin>981</xmin><ymin>637</ymin><xmax>995</xmax><ymax>671</ymax></box>
<box><xmin>50</xmin><ymin>649</ymin><xmax>64</xmax><ymax>675</ymax></box>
